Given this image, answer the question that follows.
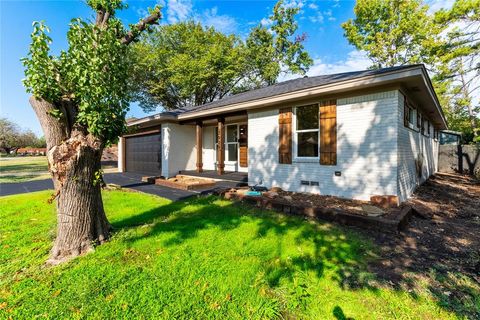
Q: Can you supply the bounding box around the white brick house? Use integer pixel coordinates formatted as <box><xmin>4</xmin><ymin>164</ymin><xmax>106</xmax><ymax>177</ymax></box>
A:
<box><xmin>119</xmin><ymin>65</ymin><xmax>447</xmax><ymax>203</ymax></box>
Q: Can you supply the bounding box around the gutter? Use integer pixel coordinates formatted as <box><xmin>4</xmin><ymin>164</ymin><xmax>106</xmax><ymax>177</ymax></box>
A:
<box><xmin>127</xmin><ymin>113</ymin><xmax>177</xmax><ymax>126</ymax></box>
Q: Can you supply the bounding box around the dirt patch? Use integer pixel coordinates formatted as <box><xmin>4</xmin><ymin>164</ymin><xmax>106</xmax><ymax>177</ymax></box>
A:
<box><xmin>155</xmin><ymin>175</ymin><xmax>216</xmax><ymax>190</ymax></box>
<box><xmin>367</xmin><ymin>173</ymin><xmax>480</xmax><ymax>278</ymax></box>
<box><xmin>362</xmin><ymin>173</ymin><xmax>480</xmax><ymax>317</ymax></box>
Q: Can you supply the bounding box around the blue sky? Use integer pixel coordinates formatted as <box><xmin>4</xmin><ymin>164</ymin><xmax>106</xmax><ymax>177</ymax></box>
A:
<box><xmin>0</xmin><ymin>0</ymin><xmax>451</xmax><ymax>136</ymax></box>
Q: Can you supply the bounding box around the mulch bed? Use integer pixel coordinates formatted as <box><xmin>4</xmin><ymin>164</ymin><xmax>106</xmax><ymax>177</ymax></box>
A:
<box><xmin>222</xmin><ymin>188</ymin><xmax>412</xmax><ymax>233</ymax></box>
<box><xmin>273</xmin><ymin>190</ymin><xmax>400</xmax><ymax>217</ymax></box>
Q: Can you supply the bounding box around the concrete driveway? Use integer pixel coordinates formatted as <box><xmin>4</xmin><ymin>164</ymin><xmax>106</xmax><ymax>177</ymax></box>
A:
<box><xmin>0</xmin><ymin>173</ymin><xmax>197</xmax><ymax>201</ymax></box>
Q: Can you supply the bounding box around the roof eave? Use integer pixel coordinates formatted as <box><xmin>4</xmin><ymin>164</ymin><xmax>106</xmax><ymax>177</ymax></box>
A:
<box><xmin>176</xmin><ymin>66</ymin><xmax>436</xmax><ymax>121</ymax></box>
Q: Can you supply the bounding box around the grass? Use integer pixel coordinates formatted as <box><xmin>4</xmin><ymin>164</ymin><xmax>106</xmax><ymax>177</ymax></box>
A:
<box><xmin>0</xmin><ymin>190</ymin><xmax>465</xmax><ymax>319</ymax></box>
<box><xmin>0</xmin><ymin>156</ymin><xmax>49</xmax><ymax>183</ymax></box>
<box><xmin>0</xmin><ymin>156</ymin><xmax>117</xmax><ymax>183</ymax></box>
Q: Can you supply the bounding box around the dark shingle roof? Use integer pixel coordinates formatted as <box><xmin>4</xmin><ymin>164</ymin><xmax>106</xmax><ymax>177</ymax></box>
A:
<box><xmin>177</xmin><ymin>65</ymin><xmax>422</xmax><ymax>115</ymax></box>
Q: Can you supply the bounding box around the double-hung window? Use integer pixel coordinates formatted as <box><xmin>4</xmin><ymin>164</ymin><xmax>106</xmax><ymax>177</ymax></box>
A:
<box><xmin>294</xmin><ymin>104</ymin><xmax>319</xmax><ymax>158</ymax></box>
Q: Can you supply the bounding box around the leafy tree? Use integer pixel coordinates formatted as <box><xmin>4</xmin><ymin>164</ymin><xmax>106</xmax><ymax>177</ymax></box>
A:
<box><xmin>342</xmin><ymin>0</ymin><xmax>438</xmax><ymax>68</ymax></box>
<box><xmin>0</xmin><ymin>118</ymin><xmax>22</xmax><ymax>154</ymax></box>
<box><xmin>18</xmin><ymin>130</ymin><xmax>39</xmax><ymax>148</ymax></box>
<box><xmin>131</xmin><ymin>0</ymin><xmax>312</xmax><ymax>111</ymax></box>
<box><xmin>131</xmin><ymin>22</ymin><xmax>245</xmax><ymax>110</ymax></box>
<box><xmin>433</xmin><ymin>0</ymin><xmax>479</xmax><ymax>142</ymax></box>
<box><xmin>0</xmin><ymin>118</ymin><xmax>43</xmax><ymax>153</ymax></box>
<box><xmin>34</xmin><ymin>136</ymin><xmax>47</xmax><ymax>148</ymax></box>
<box><xmin>341</xmin><ymin>0</ymin><xmax>480</xmax><ymax>142</ymax></box>
<box><xmin>21</xmin><ymin>0</ymin><xmax>161</xmax><ymax>263</ymax></box>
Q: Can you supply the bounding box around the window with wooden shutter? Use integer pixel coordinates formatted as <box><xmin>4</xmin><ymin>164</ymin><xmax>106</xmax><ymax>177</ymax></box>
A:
<box><xmin>278</xmin><ymin>108</ymin><xmax>292</xmax><ymax>164</ymax></box>
<box><xmin>319</xmin><ymin>100</ymin><xmax>337</xmax><ymax>165</ymax></box>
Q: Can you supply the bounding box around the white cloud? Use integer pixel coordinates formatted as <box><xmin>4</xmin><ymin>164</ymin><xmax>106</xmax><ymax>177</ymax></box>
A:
<box><xmin>278</xmin><ymin>50</ymin><xmax>372</xmax><ymax>82</ymax></box>
<box><xmin>309</xmin><ymin>12</ymin><xmax>324</xmax><ymax>24</ymax></box>
<box><xmin>307</xmin><ymin>51</ymin><xmax>371</xmax><ymax>76</ymax></box>
<box><xmin>283</xmin><ymin>0</ymin><xmax>305</xmax><ymax>9</ymax></box>
<box><xmin>158</xmin><ymin>0</ymin><xmax>238</xmax><ymax>33</ymax></box>
<box><xmin>202</xmin><ymin>7</ymin><xmax>238</xmax><ymax>34</ymax></box>
<box><xmin>166</xmin><ymin>0</ymin><xmax>193</xmax><ymax>23</ymax></box>
<box><xmin>308</xmin><ymin>3</ymin><xmax>318</xmax><ymax>10</ymax></box>
<box><xmin>260</xmin><ymin>18</ymin><xmax>272</xmax><ymax>27</ymax></box>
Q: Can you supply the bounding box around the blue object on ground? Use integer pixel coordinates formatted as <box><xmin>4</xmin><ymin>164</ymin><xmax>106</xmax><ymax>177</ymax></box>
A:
<box><xmin>245</xmin><ymin>191</ymin><xmax>262</xmax><ymax>196</ymax></box>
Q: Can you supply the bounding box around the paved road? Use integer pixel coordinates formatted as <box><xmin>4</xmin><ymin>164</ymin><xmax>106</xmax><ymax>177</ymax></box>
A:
<box><xmin>0</xmin><ymin>172</ymin><xmax>240</xmax><ymax>201</ymax></box>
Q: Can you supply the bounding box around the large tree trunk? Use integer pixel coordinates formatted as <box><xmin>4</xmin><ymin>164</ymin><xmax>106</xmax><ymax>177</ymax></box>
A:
<box><xmin>30</xmin><ymin>96</ymin><xmax>111</xmax><ymax>264</ymax></box>
<box><xmin>49</xmin><ymin>143</ymin><xmax>111</xmax><ymax>263</ymax></box>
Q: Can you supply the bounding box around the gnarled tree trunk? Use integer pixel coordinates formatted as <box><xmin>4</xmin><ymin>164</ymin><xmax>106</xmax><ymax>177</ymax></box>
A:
<box><xmin>30</xmin><ymin>96</ymin><xmax>111</xmax><ymax>264</ymax></box>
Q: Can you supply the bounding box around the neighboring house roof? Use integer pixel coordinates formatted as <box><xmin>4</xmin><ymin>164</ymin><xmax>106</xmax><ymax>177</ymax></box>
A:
<box><xmin>129</xmin><ymin>64</ymin><xmax>447</xmax><ymax>129</ymax></box>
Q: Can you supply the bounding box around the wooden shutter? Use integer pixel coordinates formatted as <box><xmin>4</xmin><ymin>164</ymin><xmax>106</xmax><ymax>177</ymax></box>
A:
<box><xmin>403</xmin><ymin>96</ymin><xmax>409</xmax><ymax>127</ymax></box>
<box><xmin>278</xmin><ymin>108</ymin><xmax>292</xmax><ymax>164</ymax></box>
<box><xmin>319</xmin><ymin>100</ymin><xmax>337</xmax><ymax>165</ymax></box>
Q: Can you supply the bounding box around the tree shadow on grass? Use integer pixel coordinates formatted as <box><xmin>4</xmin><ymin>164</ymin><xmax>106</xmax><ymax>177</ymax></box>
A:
<box><xmin>113</xmin><ymin>195</ymin><xmax>377</xmax><ymax>292</ymax></box>
<box><xmin>111</xmin><ymin>192</ymin><xmax>479</xmax><ymax>319</ymax></box>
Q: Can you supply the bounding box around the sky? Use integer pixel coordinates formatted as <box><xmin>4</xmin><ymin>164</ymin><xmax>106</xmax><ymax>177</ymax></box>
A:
<box><xmin>0</xmin><ymin>0</ymin><xmax>454</xmax><ymax>136</ymax></box>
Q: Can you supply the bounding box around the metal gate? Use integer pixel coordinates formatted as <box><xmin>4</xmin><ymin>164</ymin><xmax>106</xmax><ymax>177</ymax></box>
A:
<box><xmin>125</xmin><ymin>133</ymin><xmax>162</xmax><ymax>175</ymax></box>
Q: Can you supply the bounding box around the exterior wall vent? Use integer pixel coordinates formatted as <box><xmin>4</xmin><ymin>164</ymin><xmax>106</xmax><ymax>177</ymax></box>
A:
<box><xmin>300</xmin><ymin>180</ymin><xmax>319</xmax><ymax>186</ymax></box>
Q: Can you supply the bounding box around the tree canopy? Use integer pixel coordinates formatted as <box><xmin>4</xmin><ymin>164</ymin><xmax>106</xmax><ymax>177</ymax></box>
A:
<box><xmin>433</xmin><ymin>0</ymin><xmax>480</xmax><ymax>142</ymax></box>
<box><xmin>130</xmin><ymin>0</ymin><xmax>313</xmax><ymax>111</ymax></box>
<box><xmin>0</xmin><ymin>118</ymin><xmax>45</xmax><ymax>154</ymax></box>
<box><xmin>342</xmin><ymin>0</ymin><xmax>479</xmax><ymax>143</ymax></box>
<box><xmin>21</xmin><ymin>0</ymin><xmax>162</xmax><ymax>263</ymax></box>
<box><xmin>22</xmin><ymin>1</ymin><xmax>161</xmax><ymax>146</ymax></box>
<box><xmin>342</xmin><ymin>0</ymin><xmax>438</xmax><ymax>68</ymax></box>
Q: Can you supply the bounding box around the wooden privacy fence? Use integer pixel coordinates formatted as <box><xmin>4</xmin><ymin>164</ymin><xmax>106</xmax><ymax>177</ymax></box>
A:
<box><xmin>438</xmin><ymin>144</ymin><xmax>480</xmax><ymax>177</ymax></box>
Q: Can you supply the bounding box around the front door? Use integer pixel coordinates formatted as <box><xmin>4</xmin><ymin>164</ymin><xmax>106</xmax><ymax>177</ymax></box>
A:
<box><xmin>215</xmin><ymin>123</ymin><xmax>247</xmax><ymax>172</ymax></box>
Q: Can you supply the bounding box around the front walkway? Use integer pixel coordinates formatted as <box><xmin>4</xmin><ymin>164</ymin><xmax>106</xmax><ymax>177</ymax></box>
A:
<box><xmin>0</xmin><ymin>172</ymin><xmax>245</xmax><ymax>201</ymax></box>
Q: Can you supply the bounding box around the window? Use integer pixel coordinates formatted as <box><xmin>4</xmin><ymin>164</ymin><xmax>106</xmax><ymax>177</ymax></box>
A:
<box><xmin>214</xmin><ymin>124</ymin><xmax>239</xmax><ymax>162</ymax></box>
<box><xmin>294</xmin><ymin>104</ymin><xmax>319</xmax><ymax>158</ymax></box>
<box><xmin>405</xmin><ymin>105</ymin><xmax>416</xmax><ymax>128</ymax></box>
<box><xmin>422</xmin><ymin>118</ymin><xmax>430</xmax><ymax>136</ymax></box>
<box><xmin>226</xmin><ymin>125</ymin><xmax>238</xmax><ymax>161</ymax></box>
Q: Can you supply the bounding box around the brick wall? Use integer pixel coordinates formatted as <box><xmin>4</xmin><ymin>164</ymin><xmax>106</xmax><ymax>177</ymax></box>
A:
<box><xmin>397</xmin><ymin>92</ymin><xmax>439</xmax><ymax>202</ymax></box>
<box><xmin>248</xmin><ymin>90</ymin><xmax>400</xmax><ymax>201</ymax></box>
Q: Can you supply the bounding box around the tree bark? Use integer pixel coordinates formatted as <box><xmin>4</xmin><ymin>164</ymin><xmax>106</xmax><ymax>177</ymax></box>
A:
<box><xmin>29</xmin><ymin>96</ymin><xmax>111</xmax><ymax>264</ymax></box>
<box><xmin>49</xmin><ymin>142</ymin><xmax>110</xmax><ymax>264</ymax></box>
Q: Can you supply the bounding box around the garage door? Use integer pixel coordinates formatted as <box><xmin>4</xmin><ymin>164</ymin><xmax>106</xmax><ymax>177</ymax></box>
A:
<box><xmin>125</xmin><ymin>133</ymin><xmax>162</xmax><ymax>175</ymax></box>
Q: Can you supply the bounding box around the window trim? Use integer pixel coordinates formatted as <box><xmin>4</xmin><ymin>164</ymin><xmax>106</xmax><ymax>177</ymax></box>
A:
<box><xmin>405</xmin><ymin>104</ymin><xmax>417</xmax><ymax>130</ymax></box>
<box><xmin>293</xmin><ymin>104</ymin><xmax>320</xmax><ymax>160</ymax></box>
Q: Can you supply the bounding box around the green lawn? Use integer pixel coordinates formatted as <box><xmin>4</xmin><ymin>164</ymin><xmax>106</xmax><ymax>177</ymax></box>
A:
<box><xmin>0</xmin><ymin>190</ymin><xmax>461</xmax><ymax>319</ymax></box>
<box><xmin>0</xmin><ymin>156</ymin><xmax>117</xmax><ymax>183</ymax></box>
<box><xmin>0</xmin><ymin>156</ymin><xmax>49</xmax><ymax>183</ymax></box>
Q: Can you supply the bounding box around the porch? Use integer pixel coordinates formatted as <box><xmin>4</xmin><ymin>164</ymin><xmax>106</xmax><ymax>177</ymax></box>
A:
<box><xmin>178</xmin><ymin>169</ymin><xmax>248</xmax><ymax>183</ymax></box>
<box><xmin>188</xmin><ymin>112</ymin><xmax>248</xmax><ymax>175</ymax></box>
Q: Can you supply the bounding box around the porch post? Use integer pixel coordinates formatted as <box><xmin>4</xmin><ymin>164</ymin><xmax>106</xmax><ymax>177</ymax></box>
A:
<box><xmin>217</xmin><ymin>117</ymin><xmax>225</xmax><ymax>175</ymax></box>
<box><xmin>196</xmin><ymin>121</ymin><xmax>203</xmax><ymax>172</ymax></box>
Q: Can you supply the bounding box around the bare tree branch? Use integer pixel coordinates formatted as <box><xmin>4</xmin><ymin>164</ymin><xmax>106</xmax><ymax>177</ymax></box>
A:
<box><xmin>121</xmin><ymin>10</ymin><xmax>162</xmax><ymax>45</ymax></box>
